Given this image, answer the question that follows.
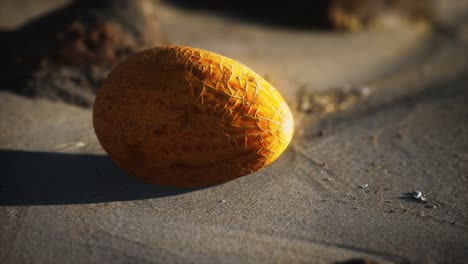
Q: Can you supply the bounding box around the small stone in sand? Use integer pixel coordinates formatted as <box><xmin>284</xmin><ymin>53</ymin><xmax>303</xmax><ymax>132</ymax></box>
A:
<box><xmin>358</xmin><ymin>184</ymin><xmax>369</xmax><ymax>189</ymax></box>
<box><xmin>413</xmin><ymin>191</ymin><xmax>427</xmax><ymax>202</ymax></box>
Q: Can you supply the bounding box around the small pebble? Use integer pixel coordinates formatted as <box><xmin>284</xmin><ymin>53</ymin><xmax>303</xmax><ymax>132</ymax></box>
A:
<box><xmin>413</xmin><ymin>191</ymin><xmax>427</xmax><ymax>202</ymax></box>
<box><xmin>358</xmin><ymin>184</ymin><xmax>369</xmax><ymax>189</ymax></box>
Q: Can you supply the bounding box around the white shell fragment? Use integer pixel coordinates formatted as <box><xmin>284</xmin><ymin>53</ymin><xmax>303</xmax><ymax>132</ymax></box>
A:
<box><xmin>413</xmin><ymin>191</ymin><xmax>427</xmax><ymax>202</ymax></box>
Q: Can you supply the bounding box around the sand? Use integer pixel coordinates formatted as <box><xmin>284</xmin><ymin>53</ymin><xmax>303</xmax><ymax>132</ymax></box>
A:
<box><xmin>0</xmin><ymin>1</ymin><xmax>467</xmax><ymax>263</ymax></box>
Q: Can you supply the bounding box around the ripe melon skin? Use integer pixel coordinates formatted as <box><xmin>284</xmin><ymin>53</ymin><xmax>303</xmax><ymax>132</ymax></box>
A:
<box><xmin>93</xmin><ymin>46</ymin><xmax>294</xmax><ymax>187</ymax></box>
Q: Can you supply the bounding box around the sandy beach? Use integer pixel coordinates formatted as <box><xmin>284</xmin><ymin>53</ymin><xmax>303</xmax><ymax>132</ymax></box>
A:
<box><xmin>1</xmin><ymin>1</ymin><xmax>467</xmax><ymax>263</ymax></box>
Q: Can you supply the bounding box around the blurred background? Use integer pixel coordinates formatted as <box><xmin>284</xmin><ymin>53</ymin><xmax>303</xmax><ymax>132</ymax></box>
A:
<box><xmin>1</xmin><ymin>1</ymin><xmax>467</xmax><ymax>263</ymax></box>
<box><xmin>2</xmin><ymin>0</ymin><xmax>464</xmax><ymax>108</ymax></box>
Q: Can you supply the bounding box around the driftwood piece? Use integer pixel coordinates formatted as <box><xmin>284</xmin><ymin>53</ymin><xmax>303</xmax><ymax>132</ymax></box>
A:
<box><xmin>0</xmin><ymin>0</ymin><xmax>167</xmax><ymax>107</ymax></box>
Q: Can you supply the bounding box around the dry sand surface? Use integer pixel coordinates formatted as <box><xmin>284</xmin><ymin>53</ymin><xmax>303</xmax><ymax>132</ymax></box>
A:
<box><xmin>1</xmin><ymin>1</ymin><xmax>467</xmax><ymax>263</ymax></box>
